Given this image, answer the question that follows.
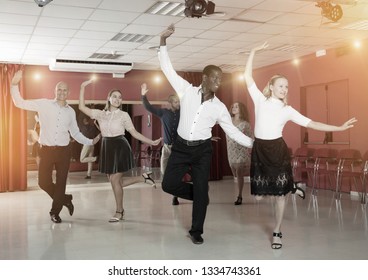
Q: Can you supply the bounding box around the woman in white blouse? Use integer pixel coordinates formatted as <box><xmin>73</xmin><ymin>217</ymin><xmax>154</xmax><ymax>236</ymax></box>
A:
<box><xmin>244</xmin><ymin>42</ymin><xmax>357</xmax><ymax>249</ymax></box>
<box><xmin>79</xmin><ymin>80</ymin><xmax>162</xmax><ymax>222</ymax></box>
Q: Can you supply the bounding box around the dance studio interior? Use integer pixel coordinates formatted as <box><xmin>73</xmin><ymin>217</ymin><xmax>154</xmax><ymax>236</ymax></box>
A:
<box><xmin>1</xmin><ymin>0</ymin><xmax>368</xmax><ymax>263</ymax></box>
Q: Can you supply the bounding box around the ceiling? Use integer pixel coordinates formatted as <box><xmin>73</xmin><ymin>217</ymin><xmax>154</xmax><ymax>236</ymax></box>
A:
<box><xmin>1</xmin><ymin>0</ymin><xmax>368</xmax><ymax>73</ymax></box>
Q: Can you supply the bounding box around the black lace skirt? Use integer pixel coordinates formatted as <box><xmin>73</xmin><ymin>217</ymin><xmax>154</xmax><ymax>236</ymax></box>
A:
<box><xmin>99</xmin><ymin>135</ymin><xmax>134</xmax><ymax>174</ymax></box>
<box><xmin>250</xmin><ymin>137</ymin><xmax>293</xmax><ymax>196</ymax></box>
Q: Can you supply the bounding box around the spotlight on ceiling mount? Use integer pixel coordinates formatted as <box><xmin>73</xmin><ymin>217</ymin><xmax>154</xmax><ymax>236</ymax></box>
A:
<box><xmin>184</xmin><ymin>0</ymin><xmax>215</xmax><ymax>18</ymax></box>
<box><xmin>34</xmin><ymin>0</ymin><xmax>53</xmax><ymax>7</ymax></box>
<box><xmin>316</xmin><ymin>1</ymin><xmax>343</xmax><ymax>22</ymax></box>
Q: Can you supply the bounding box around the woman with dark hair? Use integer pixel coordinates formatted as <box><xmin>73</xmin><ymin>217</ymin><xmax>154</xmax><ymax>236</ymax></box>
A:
<box><xmin>79</xmin><ymin>80</ymin><xmax>162</xmax><ymax>223</ymax></box>
<box><xmin>244</xmin><ymin>42</ymin><xmax>357</xmax><ymax>249</ymax></box>
<box><xmin>226</xmin><ymin>102</ymin><xmax>253</xmax><ymax>205</ymax></box>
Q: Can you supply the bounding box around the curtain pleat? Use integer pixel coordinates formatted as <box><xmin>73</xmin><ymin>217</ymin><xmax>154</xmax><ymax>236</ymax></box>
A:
<box><xmin>0</xmin><ymin>64</ymin><xmax>27</xmax><ymax>192</ymax></box>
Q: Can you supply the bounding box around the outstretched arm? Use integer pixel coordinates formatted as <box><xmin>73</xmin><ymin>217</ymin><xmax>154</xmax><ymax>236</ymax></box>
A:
<box><xmin>79</xmin><ymin>79</ymin><xmax>93</xmax><ymax>117</ymax></box>
<box><xmin>244</xmin><ymin>42</ymin><xmax>268</xmax><ymax>87</ymax></box>
<box><xmin>128</xmin><ymin>128</ymin><xmax>162</xmax><ymax>146</ymax></box>
<box><xmin>307</xmin><ymin>117</ymin><xmax>357</xmax><ymax>132</ymax></box>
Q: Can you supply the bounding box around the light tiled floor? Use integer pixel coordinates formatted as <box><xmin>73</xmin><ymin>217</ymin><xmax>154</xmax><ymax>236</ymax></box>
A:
<box><xmin>1</xmin><ymin>169</ymin><xmax>368</xmax><ymax>260</ymax></box>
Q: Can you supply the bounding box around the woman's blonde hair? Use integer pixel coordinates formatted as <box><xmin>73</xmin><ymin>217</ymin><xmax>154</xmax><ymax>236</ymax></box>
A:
<box><xmin>262</xmin><ymin>74</ymin><xmax>288</xmax><ymax>105</ymax></box>
<box><xmin>104</xmin><ymin>89</ymin><xmax>122</xmax><ymax>110</ymax></box>
<box><xmin>229</xmin><ymin>102</ymin><xmax>249</xmax><ymax>122</ymax></box>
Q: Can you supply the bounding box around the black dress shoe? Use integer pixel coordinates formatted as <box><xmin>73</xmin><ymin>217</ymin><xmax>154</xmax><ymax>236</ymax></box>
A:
<box><xmin>189</xmin><ymin>234</ymin><xmax>204</xmax><ymax>245</ymax></box>
<box><xmin>85</xmin><ymin>175</ymin><xmax>91</xmax><ymax>179</ymax></box>
<box><xmin>64</xmin><ymin>201</ymin><xmax>74</xmax><ymax>216</ymax></box>
<box><xmin>50</xmin><ymin>214</ymin><xmax>62</xmax><ymax>223</ymax></box>
<box><xmin>172</xmin><ymin>196</ymin><xmax>179</xmax><ymax>205</ymax></box>
<box><xmin>64</xmin><ymin>194</ymin><xmax>74</xmax><ymax>216</ymax></box>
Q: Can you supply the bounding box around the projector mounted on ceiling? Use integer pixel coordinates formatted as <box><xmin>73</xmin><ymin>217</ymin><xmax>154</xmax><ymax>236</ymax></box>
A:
<box><xmin>184</xmin><ymin>0</ymin><xmax>215</xmax><ymax>18</ymax></box>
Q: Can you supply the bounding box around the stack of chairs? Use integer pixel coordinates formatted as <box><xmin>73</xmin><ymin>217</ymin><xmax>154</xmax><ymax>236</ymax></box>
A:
<box><xmin>291</xmin><ymin>147</ymin><xmax>314</xmax><ymax>184</ymax></box>
<box><xmin>306</xmin><ymin>148</ymin><xmax>339</xmax><ymax>196</ymax></box>
<box><xmin>332</xmin><ymin>149</ymin><xmax>362</xmax><ymax>200</ymax></box>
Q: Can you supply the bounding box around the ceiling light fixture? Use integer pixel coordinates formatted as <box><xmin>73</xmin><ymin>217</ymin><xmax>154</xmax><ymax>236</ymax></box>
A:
<box><xmin>34</xmin><ymin>0</ymin><xmax>53</xmax><ymax>7</ymax></box>
<box><xmin>184</xmin><ymin>0</ymin><xmax>215</xmax><ymax>18</ymax></box>
<box><xmin>316</xmin><ymin>1</ymin><xmax>343</xmax><ymax>22</ymax></box>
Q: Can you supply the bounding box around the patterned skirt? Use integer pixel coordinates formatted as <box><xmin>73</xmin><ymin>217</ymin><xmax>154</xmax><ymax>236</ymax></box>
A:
<box><xmin>99</xmin><ymin>135</ymin><xmax>134</xmax><ymax>174</ymax></box>
<box><xmin>250</xmin><ymin>137</ymin><xmax>293</xmax><ymax>196</ymax></box>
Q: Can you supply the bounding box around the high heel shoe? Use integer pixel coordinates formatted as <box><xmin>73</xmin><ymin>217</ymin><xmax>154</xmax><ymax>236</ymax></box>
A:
<box><xmin>292</xmin><ymin>182</ymin><xmax>305</xmax><ymax>199</ymax></box>
<box><xmin>142</xmin><ymin>172</ymin><xmax>156</xmax><ymax>188</ymax></box>
<box><xmin>234</xmin><ymin>196</ymin><xmax>242</xmax><ymax>205</ymax></box>
<box><xmin>271</xmin><ymin>232</ymin><xmax>283</xmax><ymax>249</ymax></box>
<box><xmin>108</xmin><ymin>210</ymin><xmax>124</xmax><ymax>223</ymax></box>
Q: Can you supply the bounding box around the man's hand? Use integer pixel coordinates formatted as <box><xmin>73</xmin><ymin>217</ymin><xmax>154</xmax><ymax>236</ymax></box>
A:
<box><xmin>160</xmin><ymin>24</ymin><xmax>175</xmax><ymax>46</ymax></box>
<box><xmin>141</xmin><ymin>83</ymin><xmax>149</xmax><ymax>96</ymax></box>
<box><xmin>12</xmin><ymin>70</ymin><xmax>22</xmax><ymax>85</ymax></box>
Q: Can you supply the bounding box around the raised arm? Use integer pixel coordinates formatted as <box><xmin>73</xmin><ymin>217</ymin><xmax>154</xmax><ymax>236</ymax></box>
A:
<box><xmin>79</xmin><ymin>79</ymin><xmax>94</xmax><ymax>117</ymax></box>
<box><xmin>307</xmin><ymin>117</ymin><xmax>357</xmax><ymax>132</ymax></box>
<box><xmin>141</xmin><ymin>83</ymin><xmax>163</xmax><ymax>117</ymax></box>
<box><xmin>244</xmin><ymin>42</ymin><xmax>268</xmax><ymax>87</ymax></box>
<box><xmin>10</xmin><ymin>70</ymin><xmax>39</xmax><ymax>111</ymax></box>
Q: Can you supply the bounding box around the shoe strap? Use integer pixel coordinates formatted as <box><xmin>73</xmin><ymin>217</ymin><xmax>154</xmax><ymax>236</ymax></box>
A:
<box><xmin>273</xmin><ymin>232</ymin><xmax>283</xmax><ymax>238</ymax></box>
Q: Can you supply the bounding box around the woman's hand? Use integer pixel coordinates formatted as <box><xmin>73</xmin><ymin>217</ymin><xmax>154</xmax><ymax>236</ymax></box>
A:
<box><xmin>92</xmin><ymin>134</ymin><xmax>101</xmax><ymax>145</ymax></box>
<box><xmin>81</xmin><ymin>79</ymin><xmax>93</xmax><ymax>88</ymax></box>
<box><xmin>151</xmin><ymin>138</ymin><xmax>162</xmax><ymax>146</ymax></box>
<box><xmin>341</xmin><ymin>117</ymin><xmax>357</xmax><ymax>130</ymax></box>
<box><xmin>252</xmin><ymin>42</ymin><xmax>269</xmax><ymax>53</ymax></box>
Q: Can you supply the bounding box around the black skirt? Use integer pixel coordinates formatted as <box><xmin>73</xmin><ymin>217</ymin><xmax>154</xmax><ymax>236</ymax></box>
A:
<box><xmin>250</xmin><ymin>137</ymin><xmax>293</xmax><ymax>196</ymax></box>
<box><xmin>99</xmin><ymin>135</ymin><xmax>134</xmax><ymax>174</ymax></box>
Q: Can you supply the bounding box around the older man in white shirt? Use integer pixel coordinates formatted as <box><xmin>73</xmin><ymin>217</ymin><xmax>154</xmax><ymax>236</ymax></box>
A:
<box><xmin>11</xmin><ymin>70</ymin><xmax>100</xmax><ymax>223</ymax></box>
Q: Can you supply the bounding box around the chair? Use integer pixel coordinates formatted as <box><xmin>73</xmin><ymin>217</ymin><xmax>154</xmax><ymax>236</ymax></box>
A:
<box><xmin>333</xmin><ymin>149</ymin><xmax>362</xmax><ymax>200</ymax></box>
<box><xmin>306</xmin><ymin>148</ymin><xmax>338</xmax><ymax>195</ymax></box>
<box><xmin>291</xmin><ymin>147</ymin><xmax>314</xmax><ymax>183</ymax></box>
<box><xmin>359</xmin><ymin>151</ymin><xmax>368</xmax><ymax>205</ymax></box>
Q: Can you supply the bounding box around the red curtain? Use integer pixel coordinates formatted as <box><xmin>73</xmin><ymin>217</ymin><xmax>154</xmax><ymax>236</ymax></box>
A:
<box><xmin>0</xmin><ymin>64</ymin><xmax>27</xmax><ymax>192</ymax></box>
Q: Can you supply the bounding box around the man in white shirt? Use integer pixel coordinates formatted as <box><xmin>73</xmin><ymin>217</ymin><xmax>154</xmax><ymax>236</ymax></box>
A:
<box><xmin>158</xmin><ymin>24</ymin><xmax>253</xmax><ymax>244</ymax></box>
<box><xmin>11</xmin><ymin>70</ymin><xmax>100</xmax><ymax>224</ymax></box>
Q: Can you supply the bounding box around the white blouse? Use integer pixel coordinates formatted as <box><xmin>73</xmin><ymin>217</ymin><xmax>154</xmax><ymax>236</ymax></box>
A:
<box><xmin>90</xmin><ymin>109</ymin><xmax>134</xmax><ymax>137</ymax></box>
<box><xmin>248</xmin><ymin>82</ymin><xmax>311</xmax><ymax>140</ymax></box>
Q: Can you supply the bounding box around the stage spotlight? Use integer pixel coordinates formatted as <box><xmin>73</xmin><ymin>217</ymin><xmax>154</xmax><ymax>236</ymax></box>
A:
<box><xmin>34</xmin><ymin>0</ymin><xmax>53</xmax><ymax>8</ymax></box>
<box><xmin>184</xmin><ymin>0</ymin><xmax>215</xmax><ymax>18</ymax></box>
<box><xmin>316</xmin><ymin>1</ymin><xmax>343</xmax><ymax>22</ymax></box>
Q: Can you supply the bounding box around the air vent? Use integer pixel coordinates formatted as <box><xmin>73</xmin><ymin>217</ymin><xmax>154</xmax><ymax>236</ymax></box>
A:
<box><xmin>89</xmin><ymin>53</ymin><xmax>123</xmax><ymax>59</ymax></box>
<box><xmin>146</xmin><ymin>1</ymin><xmax>185</xmax><ymax>16</ymax></box>
<box><xmin>111</xmin><ymin>33</ymin><xmax>153</xmax><ymax>43</ymax></box>
<box><xmin>272</xmin><ymin>44</ymin><xmax>310</xmax><ymax>52</ymax></box>
<box><xmin>219</xmin><ymin>64</ymin><xmax>244</xmax><ymax>73</ymax></box>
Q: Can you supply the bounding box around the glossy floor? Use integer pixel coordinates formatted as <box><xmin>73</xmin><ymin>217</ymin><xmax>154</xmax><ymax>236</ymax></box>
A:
<box><xmin>1</xmin><ymin>169</ymin><xmax>368</xmax><ymax>260</ymax></box>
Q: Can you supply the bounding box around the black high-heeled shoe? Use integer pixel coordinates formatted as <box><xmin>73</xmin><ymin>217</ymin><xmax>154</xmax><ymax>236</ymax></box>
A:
<box><xmin>234</xmin><ymin>196</ymin><xmax>242</xmax><ymax>205</ymax></box>
<box><xmin>142</xmin><ymin>172</ymin><xmax>156</xmax><ymax>188</ymax></box>
<box><xmin>271</xmin><ymin>232</ymin><xmax>283</xmax><ymax>249</ymax></box>
<box><xmin>292</xmin><ymin>182</ymin><xmax>305</xmax><ymax>199</ymax></box>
